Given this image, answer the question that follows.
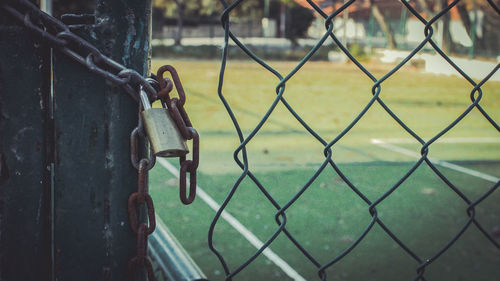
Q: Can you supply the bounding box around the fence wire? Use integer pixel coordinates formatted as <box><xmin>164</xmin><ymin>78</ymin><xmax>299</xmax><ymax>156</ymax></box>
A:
<box><xmin>209</xmin><ymin>0</ymin><xmax>500</xmax><ymax>280</ymax></box>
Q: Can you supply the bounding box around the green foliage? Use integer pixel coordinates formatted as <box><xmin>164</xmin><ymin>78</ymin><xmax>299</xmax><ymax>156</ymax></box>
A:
<box><xmin>154</xmin><ymin>0</ymin><xmax>207</xmax><ymax>17</ymax></box>
<box><xmin>346</xmin><ymin>42</ymin><xmax>369</xmax><ymax>61</ymax></box>
<box><xmin>153</xmin><ymin>0</ymin><xmax>264</xmax><ymax>20</ymax></box>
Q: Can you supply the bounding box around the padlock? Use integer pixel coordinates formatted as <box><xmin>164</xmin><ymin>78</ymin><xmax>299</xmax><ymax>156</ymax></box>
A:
<box><xmin>139</xmin><ymin>87</ymin><xmax>189</xmax><ymax>157</ymax></box>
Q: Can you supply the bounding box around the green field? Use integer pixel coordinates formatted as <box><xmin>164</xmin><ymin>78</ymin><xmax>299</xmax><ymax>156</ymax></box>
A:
<box><xmin>149</xmin><ymin>59</ymin><xmax>500</xmax><ymax>281</ymax></box>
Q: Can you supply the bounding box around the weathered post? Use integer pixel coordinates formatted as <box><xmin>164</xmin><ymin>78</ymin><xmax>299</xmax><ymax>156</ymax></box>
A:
<box><xmin>0</xmin><ymin>14</ymin><xmax>52</xmax><ymax>281</ymax></box>
<box><xmin>52</xmin><ymin>0</ymin><xmax>152</xmax><ymax>280</ymax></box>
<box><xmin>1</xmin><ymin>1</ymin><xmax>207</xmax><ymax>280</ymax></box>
<box><xmin>1</xmin><ymin>0</ymin><xmax>152</xmax><ymax>280</ymax></box>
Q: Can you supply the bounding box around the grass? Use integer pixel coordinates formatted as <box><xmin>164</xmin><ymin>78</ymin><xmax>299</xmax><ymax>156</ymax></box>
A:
<box><xmin>149</xmin><ymin>59</ymin><xmax>500</xmax><ymax>281</ymax></box>
<box><xmin>151</xmin><ymin>59</ymin><xmax>500</xmax><ymax>172</ymax></box>
<box><xmin>150</xmin><ymin>162</ymin><xmax>500</xmax><ymax>281</ymax></box>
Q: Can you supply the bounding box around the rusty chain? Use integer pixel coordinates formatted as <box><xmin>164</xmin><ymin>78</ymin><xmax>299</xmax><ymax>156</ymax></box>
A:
<box><xmin>156</xmin><ymin>66</ymin><xmax>200</xmax><ymax>205</ymax></box>
<box><xmin>1</xmin><ymin>0</ymin><xmax>157</xmax><ymax>102</ymax></box>
<box><xmin>1</xmin><ymin>0</ymin><xmax>199</xmax><ymax>280</ymax></box>
<box><xmin>128</xmin><ymin>132</ymin><xmax>156</xmax><ymax>280</ymax></box>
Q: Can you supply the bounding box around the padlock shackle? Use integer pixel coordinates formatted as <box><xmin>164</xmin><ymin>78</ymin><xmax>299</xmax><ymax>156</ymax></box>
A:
<box><xmin>139</xmin><ymin>86</ymin><xmax>152</xmax><ymax>110</ymax></box>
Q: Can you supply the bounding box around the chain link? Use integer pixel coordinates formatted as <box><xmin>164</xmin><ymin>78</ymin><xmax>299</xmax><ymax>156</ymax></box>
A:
<box><xmin>1</xmin><ymin>0</ymin><xmax>157</xmax><ymax>102</ymax></box>
<box><xmin>128</xmin><ymin>224</ymin><xmax>155</xmax><ymax>281</ymax></box>
<box><xmin>127</xmin><ymin>149</ymin><xmax>156</xmax><ymax>280</ymax></box>
<box><xmin>156</xmin><ymin>66</ymin><xmax>200</xmax><ymax>205</ymax></box>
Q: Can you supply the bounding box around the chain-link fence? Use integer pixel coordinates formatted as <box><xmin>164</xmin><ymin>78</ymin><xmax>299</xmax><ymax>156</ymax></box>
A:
<box><xmin>2</xmin><ymin>0</ymin><xmax>499</xmax><ymax>280</ymax></box>
<box><xmin>208</xmin><ymin>0</ymin><xmax>500</xmax><ymax>280</ymax></box>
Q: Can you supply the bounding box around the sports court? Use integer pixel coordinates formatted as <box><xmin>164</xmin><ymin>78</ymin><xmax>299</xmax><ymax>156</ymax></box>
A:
<box><xmin>149</xmin><ymin>60</ymin><xmax>500</xmax><ymax>281</ymax></box>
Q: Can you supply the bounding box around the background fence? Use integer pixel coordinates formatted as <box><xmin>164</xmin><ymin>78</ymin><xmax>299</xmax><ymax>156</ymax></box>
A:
<box><xmin>203</xmin><ymin>0</ymin><xmax>500</xmax><ymax>280</ymax></box>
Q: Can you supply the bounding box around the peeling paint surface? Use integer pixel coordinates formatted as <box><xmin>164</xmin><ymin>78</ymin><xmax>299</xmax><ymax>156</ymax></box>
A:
<box><xmin>122</xmin><ymin>9</ymin><xmax>136</xmax><ymax>66</ymax></box>
<box><xmin>0</xmin><ymin>26</ymin><xmax>51</xmax><ymax>280</ymax></box>
<box><xmin>2</xmin><ymin>2</ymin><xmax>153</xmax><ymax>280</ymax></box>
<box><xmin>10</xmin><ymin>127</ymin><xmax>35</xmax><ymax>161</ymax></box>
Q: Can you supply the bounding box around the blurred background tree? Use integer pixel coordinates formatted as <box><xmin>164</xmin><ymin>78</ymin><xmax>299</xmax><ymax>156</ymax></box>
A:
<box><xmin>285</xmin><ymin>3</ymin><xmax>314</xmax><ymax>46</ymax></box>
<box><xmin>457</xmin><ymin>0</ymin><xmax>500</xmax><ymax>56</ymax></box>
<box><xmin>153</xmin><ymin>0</ymin><xmax>207</xmax><ymax>45</ymax></box>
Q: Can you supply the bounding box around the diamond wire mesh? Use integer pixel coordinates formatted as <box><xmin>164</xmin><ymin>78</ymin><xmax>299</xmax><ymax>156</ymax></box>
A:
<box><xmin>208</xmin><ymin>0</ymin><xmax>500</xmax><ymax>280</ymax></box>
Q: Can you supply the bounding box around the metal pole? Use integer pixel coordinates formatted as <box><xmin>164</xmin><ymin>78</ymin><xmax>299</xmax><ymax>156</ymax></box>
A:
<box><xmin>342</xmin><ymin>0</ymin><xmax>349</xmax><ymax>46</ymax></box>
<box><xmin>149</xmin><ymin>217</ymin><xmax>208</xmax><ymax>281</ymax></box>
<box><xmin>469</xmin><ymin>1</ymin><xmax>477</xmax><ymax>59</ymax></box>
<box><xmin>52</xmin><ymin>0</ymin><xmax>152</xmax><ymax>280</ymax></box>
<box><xmin>264</xmin><ymin>0</ymin><xmax>269</xmax><ymax>19</ymax></box>
<box><xmin>367</xmin><ymin>8</ymin><xmax>375</xmax><ymax>54</ymax></box>
<box><xmin>263</xmin><ymin>0</ymin><xmax>270</xmax><ymax>38</ymax></box>
<box><xmin>40</xmin><ymin>0</ymin><xmax>52</xmax><ymax>15</ymax></box>
<box><xmin>398</xmin><ymin>0</ymin><xmax>408</xmax><ymax>49</ymax></box>
<box><xmin>0</xmin><ymin>14</ymin><xmax>52</xmax><ymax>281</ymax></box>
<box><xmin>280</xmin><ymin>3</ymin><xmax>286</xmax><ymax>38</ymax></box>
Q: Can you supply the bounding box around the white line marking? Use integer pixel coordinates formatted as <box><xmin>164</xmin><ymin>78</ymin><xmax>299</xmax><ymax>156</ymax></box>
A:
<box><xmin>373</xmin><ymin>137</ymin><xmax>500</xmax><ymax>144</ymax></box>
<box><xmin>371</xmin><ymin>138</ymin><xmax>499</xmax><ymax>183</ymax></box>
<box><xmin>157</xmin><ymin>158</ymin><xmax>307</xmax><ymax>281</ymax></box>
